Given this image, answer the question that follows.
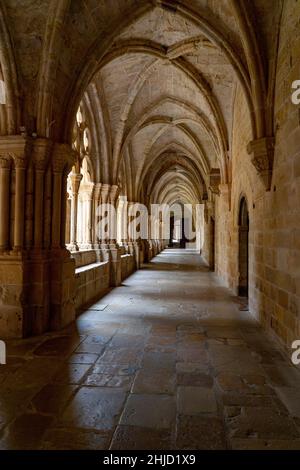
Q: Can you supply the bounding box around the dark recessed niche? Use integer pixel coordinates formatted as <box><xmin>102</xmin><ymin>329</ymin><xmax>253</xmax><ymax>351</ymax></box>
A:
<box><xmin>273</xmin><ymin>186</ymin><xmax>277</xmax><ymax>192</ymax></box>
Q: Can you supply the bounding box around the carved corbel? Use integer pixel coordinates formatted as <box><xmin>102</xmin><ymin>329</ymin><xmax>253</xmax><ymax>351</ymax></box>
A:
<box><xmin>247</xmin><ymin>137</ymin><xmax>275</xmax><ymax>191</ymax></box>
<box><xmin>209</xmin><ymin>168</ymin><xmax>221</xmax><ymax>195</ymax></box>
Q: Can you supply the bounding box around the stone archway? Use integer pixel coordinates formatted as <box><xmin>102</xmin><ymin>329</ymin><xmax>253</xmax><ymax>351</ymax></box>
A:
<box><xmin>238</xmin><ymin>197</ymin><xmax>249</xmax><ymax>298</ymax></box>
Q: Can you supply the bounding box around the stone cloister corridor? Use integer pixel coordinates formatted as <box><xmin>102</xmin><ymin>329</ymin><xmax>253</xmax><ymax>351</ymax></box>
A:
<box><xmin>0</xmin><ymin>0</ymin><xmax>300</xmax><ymax>454</ymax></box>
<box><xmin>1</xmin><ymin>248</ymin><xmax>300</xmax><ymax>450</ymax></box>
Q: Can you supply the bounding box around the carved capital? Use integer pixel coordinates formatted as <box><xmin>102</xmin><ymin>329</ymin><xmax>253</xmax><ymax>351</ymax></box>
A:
<box><xmin>0</xmin><ymin>155</ymin><xmax>12</xmax><ymax>169</ymax></box>
<box><xmin>94</xmin><ymin>183</ymin><xmax>102</xmax><ymax>199</ymax></box>
<box><xmin>69</xmin><ymin>172</ymin><xmax>83</xmax><ymax>194</ymax></box>
<box><xmin>0</xmin><ymin>135</ymin><xmax>30</xmax><ymax>169</ymax></box>
<box><xmin>52</xmin><ymin>143</ymin><xmax>77</xmax><ymax>173</ymax></box>
<box><xmin>100</xmin><ymin>183</ymin><xmax>111</xmax><ymax>204</ymax></box>
<box><xmin>247</xmin><ymin>137</ymin><xmax>275</xmax><ymax>190</ymax></box>
<box><xmin>13</xmin><ymin>155</ymin><xmax>27</xmax><ymax>170</ymax></box>
<box><xmin>81</xmin><ymin>184</ymin><xmax>95</xmax><ymax>201</ymax></box>
<box><xmin>32</xmin><ymin>138</ymin><xmax>52</xmax><ymax>171</ymax></box>
<box><xmin>109</xmin><ymin>184</ymin><xmax>119</xmax><ymax>205</ymax></box>
<box><xmin>118</xmin><ymin>195</ymin><xmax>127</xmax><ymax>208</ymax></box>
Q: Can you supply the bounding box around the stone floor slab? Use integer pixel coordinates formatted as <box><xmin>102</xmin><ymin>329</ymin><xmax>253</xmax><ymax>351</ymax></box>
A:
<box><xmin>132</xmin><ymin>369</ymin><xmax>175</xmax><ymax>394</ymax></box>
<box><xmin>2</xmin><ymin>249</ymin><xmax>300</xmax><ymax>450</ymax></box>
<box><xmin>177</xmin><ymin>386</ymin><xmax>217</xmax><ymax>415</ymax></box>
<box><xmin>227</xmin><ymin>407</ymin><xmax>300</xmax><ymax>439</ymax></box>
<box><xmin>110</xmin><ymin>425</ymin><xmax>172</xmax><ymax>450</ymax></box>
<box><xmin>120</xmin><ymin>394</ymin><xmax>175</xmax><ymax>429</ymax></box>
<box><xmin>176</xmin><ymin>415</ymin><xmax>226</xmax><ymax>449</ymax></box>
<box><xmin>30</xmin><ymin>384</ymin><xmax>77</xmax><ymax>414</ymax></box>
<box><xmin>61</xmin><ymin>387</ymin><xmax>126</xmax><ymax>431</ymax></box>
<box><xmin>41</xmin><ymin>428</ymin><xmax>110</xmax><ymax>450</ymax></box>
<box><xmin>0</xmin><ymin>413</ymin><xmax>53</xmax><ymax>450</ymax></box>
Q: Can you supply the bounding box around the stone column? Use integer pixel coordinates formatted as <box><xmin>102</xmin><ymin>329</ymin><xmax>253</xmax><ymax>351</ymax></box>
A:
<box><xmin>202</xmin><ymin>199</ymin><xmax>215</xmax><ymax>269</ymax></box>
<box><xmin>108</xmin><ymin>184</ymin><xmax>119</xmax><ymax>247</ymax></box>
<box><xmin>0</xmin><ymin>156</ymin><xmax>11</xmax><ymax>251</ymax></box>
<box><xmin>79</xmin><ymin>181</ymin><xmax>94</xmax><ymax>250</ymax></box>
<box><xmin>108</xmin><ymin>184</ymin><xmax>121</xmax><ymax>286</ymax></box>
<box><xmin>99</xmin><ymin>184</ymin><xmax>110</xmax><ymax>249</ymax></box>
<box><xmin>68</xmin><ymin>172</ymin><xmax>82</xmax><ymax>251</ymax></box>
<box><xmin>52</xmin><ymin>168</ymin><xmax>63</xmax><ymax>249</ymax></box>
<box><xmin>127</xmin><ymin>201</ymin><xmax>134</xmax><ymax>247</ymax></box>
<box><xmin>127</xmin><ymin>201</ymin><xmax>142</xmax><ymax>268</ymax></box>
<box><xmin>50</xmin><ymin>143</ymin><xmax>77</xmax><ymax>331</ymax></box>
<box><xmin>117</xmin><ymin>195</ymin><xmax>128</xmax><ymax>248</ymax></box>
<box><xmin>34</xmin><ymin>166</ymin><xmax>45</xmax><ymax>249</ymax></box>
<box><xmin>146</xmin><ymin>210</ymin><xmax>154</xmax><ymax>260</ymax></box>
<box><xmin>150</xmin><ymin>207</ymin><xmax>160</xmax><ymax>256</ymax></box>
<box><xmin>93</xmin><ymin>183</ymin><xmax>102</xmax><ymax>248</ymax></box>
<box><xmin>61</xmin><ymin>170</ymin><xmax>69</xmax><ymax>248</ymax></box>
<box><xmin>85</xmin><ymin>183</ymin><xmax>94</xmax><ymax>248</ymax></box>
<box><xmin>32</xmin><ymin>138</ymin><xmax>51</xmax><ymax>250</ymax></box>
<box><xmin>25</xmin><ymin>164</ymin><xmax>34</xmax><ymax>250</ymax></box>
<box><xmin>0</xmin><ymin>135</ymin><xmax>30</xmax><ymax>337</ymax></box>
<box><xmin>24</xmin><ymin>139</ymin><xmax>52</xmax><ymax>335</ymax></box>
<box><xmin>12</xmin><ymin>156</ymin><xmax>27</xmax><ymax>252</ymax></box>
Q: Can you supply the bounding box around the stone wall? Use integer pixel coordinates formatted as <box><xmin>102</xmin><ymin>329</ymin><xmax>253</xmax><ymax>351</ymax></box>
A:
<box><xmin>121</xmin><ymin>254</ymin><xmax>135</xmax><ymax>282</ymax></box>
<box><xmin>71</xmin><ymin>243</ymin><xmax>165</xmax><ymax>314</ymax></box>
<box><xmin>215</xmin><ymin>0</ymin><xmax>300</xmax><ymax>351</ymax></box>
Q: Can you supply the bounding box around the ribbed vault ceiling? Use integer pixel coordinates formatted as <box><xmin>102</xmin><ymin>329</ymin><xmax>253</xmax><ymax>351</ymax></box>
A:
<box><xmin>80</xmin><ymin>3</ymin><xmax>241</xmax><ymax>206</ymax></box>
<box><xmin>0</xmin><ymin>0</ymin><xmax>275</xmax><ymax>208</ymax></box>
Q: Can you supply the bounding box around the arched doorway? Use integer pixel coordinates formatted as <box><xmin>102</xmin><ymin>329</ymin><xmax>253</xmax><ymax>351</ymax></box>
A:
<box><xmin>238</xmin><ymin>197</ymin><xmax>249</xmax><ymax>298</ymax></box>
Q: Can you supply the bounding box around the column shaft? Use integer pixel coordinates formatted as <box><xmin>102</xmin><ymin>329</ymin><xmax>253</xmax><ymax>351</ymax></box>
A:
<box><xmin>52</xmin><ymin>171</ymin><xmax>62</xmax><ymax>248</ymax></box>
<box><xmin>13</xmin><ymin>164</ymin><xmax>26</xmax><ymax>250</ymax></box>
<box><xmin>34</xmin><ymin>169</ymin><xmax>44</xmax><ymax>248</ymax></box>
<box><xmin>0</xmin><ymin>160</ymin><xmax>10</xmax><ymax>250</ymax></box>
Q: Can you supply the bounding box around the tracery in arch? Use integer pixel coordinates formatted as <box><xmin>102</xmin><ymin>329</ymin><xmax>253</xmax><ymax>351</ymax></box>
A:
<box><xmin>65</xmin><ymin>105</ymin><xmax>95</xmax><ymax>252</ymax></box>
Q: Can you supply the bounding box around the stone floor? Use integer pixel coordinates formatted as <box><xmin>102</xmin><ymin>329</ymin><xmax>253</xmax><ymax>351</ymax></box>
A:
<box><xmin>1</xmin><ymin>248</ymin><xmax>300</xmax><ymax>450</ymax></box>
